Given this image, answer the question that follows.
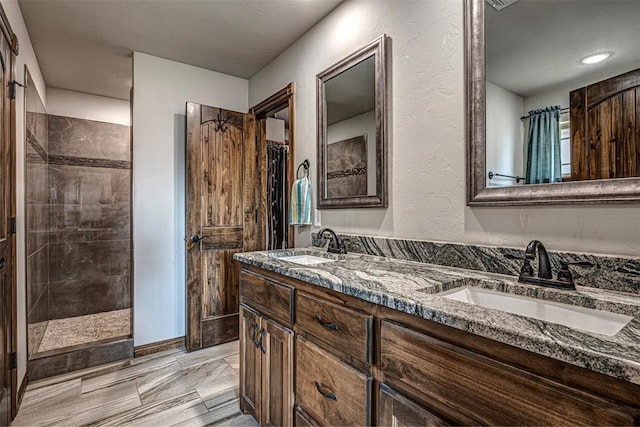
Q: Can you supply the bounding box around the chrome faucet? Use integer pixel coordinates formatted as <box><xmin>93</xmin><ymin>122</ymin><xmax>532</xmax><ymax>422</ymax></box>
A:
<box><xmin>317</xmin><ymin>228</ymin><xmax>347</xmax><ymax>254</ymax></box>
<box><xmin>505</xmin><ymin>240</ymin><xmax>594</xmax><ymax>290</ymax></box>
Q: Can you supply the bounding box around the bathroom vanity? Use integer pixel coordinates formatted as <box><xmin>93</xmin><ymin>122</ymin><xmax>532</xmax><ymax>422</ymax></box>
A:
<box><xmin>234</xmin><ymin>249</ymin><xmax>640</xmax><ymax>426</ymax></box>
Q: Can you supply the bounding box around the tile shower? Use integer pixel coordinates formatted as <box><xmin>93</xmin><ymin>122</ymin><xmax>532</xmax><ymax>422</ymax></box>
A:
<box><xmin>25</xmin><ymin>70</ymin><xmax>132</xmax><ymax>362</ymax></box>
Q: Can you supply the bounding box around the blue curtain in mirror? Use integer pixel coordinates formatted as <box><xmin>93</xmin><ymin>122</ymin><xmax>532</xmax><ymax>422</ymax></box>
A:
<box><xmin>525</xmin><ymin>106</ymin><xmax>562</xmax><ymax>184</ymax></box>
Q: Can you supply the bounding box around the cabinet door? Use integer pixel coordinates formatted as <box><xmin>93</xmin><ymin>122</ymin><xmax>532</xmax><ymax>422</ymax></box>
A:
<box><xmin>296</xmin><ymin>336</ymin><xmax>371</xmax><ymax>426</ymax></box>
<box><xmin>295</xmin><ymin>406</ymin><xmax>319</xmax><ymax>426</ymax></box>
<box><xmin>240</xmin><ymin>305</ymin><xmax>262</xmax><ymax>421</ymax></box>
<box><xmin>380</xmin><ymin>320</ymin><xmax>636</xmax><ymax>425</ymax></box>
<box><xmin>261</xmin><ymin>317</ymin><xmax>294</xmax><ymax>427</ymax></box>
<box><xmin>378</xmin><ymin>383</ymin><xmax>449</xmax><ymax>427</ymax></box>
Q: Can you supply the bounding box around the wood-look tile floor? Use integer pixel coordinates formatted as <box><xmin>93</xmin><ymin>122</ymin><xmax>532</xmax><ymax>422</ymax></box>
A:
<box><xmin>14</xmin><ymin>341</ymin><xmax>258</xmax><ymax>427</ymax></box>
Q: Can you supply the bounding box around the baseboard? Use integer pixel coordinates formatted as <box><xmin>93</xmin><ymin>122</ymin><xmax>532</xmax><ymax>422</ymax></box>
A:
<box><xmin>16</xmin><ymin>374</ymin><xmax>28</xmax><ymax>415</ymax></box>
<box><xmin>134</xmin><ymin>336</ymin><xmax>185</xmax><ymax>357</ymax></box>
<box><xmin>200</xmin><ymin>314</ymin><xmax>239</xmax><ymax>349</ymax></box>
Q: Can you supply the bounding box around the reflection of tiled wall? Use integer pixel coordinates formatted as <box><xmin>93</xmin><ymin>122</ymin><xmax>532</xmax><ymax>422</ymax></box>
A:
<box><xmin>47</xmin><ymin>116</ymin><xmax>132</xmax><ymax>319</ymax></box>
<box><xmin>25</xmin><ymin>68</ymin><xmax>49</xmax><ymax>355</ymax></box>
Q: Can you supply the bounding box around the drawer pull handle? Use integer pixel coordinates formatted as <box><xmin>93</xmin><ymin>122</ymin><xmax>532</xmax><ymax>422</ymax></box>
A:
<box><xmin>315</xmin><ymin>315</ymin><xmax>339</xmax><ymax>331</ymax></box>
<box><xmin>252</xmin><ymin>324</ymin><xmax>260</xmax><ymax>348</ymax></box>
<box><xmin>258</xmin><ymin>328</ymin><xmax>267</xmax><ymax>354</ymax></box>
<box><xmin>315</xmin><ymin>381</ymin><xmax>338</xmax><ymax>401</ymax></box>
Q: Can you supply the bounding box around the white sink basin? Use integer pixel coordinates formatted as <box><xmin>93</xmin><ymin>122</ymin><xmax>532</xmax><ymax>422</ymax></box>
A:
<box><xmin>440</xmin><ymin>286</ymin><xmax>632</xmax><ymax>336</ymax></box>
<box><xmin>276</xmin><ymin>255</ymin><xmax>335</xmax><ymax>266</ymax></box>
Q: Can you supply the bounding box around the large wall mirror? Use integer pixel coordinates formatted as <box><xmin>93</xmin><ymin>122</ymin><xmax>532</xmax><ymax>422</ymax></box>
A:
<box><xmin>317</xmin><ymin>34</ymin><xmax>388</xmax><ymax>208</ymax></box>
<box><xmin>467</xmin><ymin>0</ymin><xmax>640</xmax><ymax>205</ymax></box>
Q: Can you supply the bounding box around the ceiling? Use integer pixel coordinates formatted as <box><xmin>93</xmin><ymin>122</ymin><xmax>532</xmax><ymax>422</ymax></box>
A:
<box><xmin>486</xmin><ymin>0</ymin><xmax>640</xmax><ymax>97</ymax></box>
<box><xmin>18</xmin><ymin>0</ymin><xmax>343</xmax><ymax>100</ymax></box>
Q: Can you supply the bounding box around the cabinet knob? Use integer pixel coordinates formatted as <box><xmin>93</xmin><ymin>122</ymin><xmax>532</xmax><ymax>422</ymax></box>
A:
<box><xmin>258</xmin><ymin>328</ymin><xmax>266</xmax><ymax>354</ymax></box>
<box><xmin>315</xmin><ymin>382</ymin><xmax>337</xmax><ymax>401</ymax></box>
<box><xmin>315</xmin><ymin>315</ymin><xmax>339</xmax><ymax>331</ymax></box>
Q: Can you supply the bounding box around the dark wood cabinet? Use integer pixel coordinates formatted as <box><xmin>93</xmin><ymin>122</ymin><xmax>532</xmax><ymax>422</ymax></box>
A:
<box><xmin>380</xmin><ymin>320</ymin><xmax>637</xmax><ymax>426</ymax></box>
<box><xmin>239</xmin><ymin>304</ymin><xmax>294</xmax><ymax>426</ymax></box>
<box><xmin>262</xmin><ymin>317</ymin><xmax>294</xmax><ymax>427</ymax></box>
<box><xmin>296</xmin><ymin>291</ymin><xmax>372</xmax><ymax>364</ymax></box>
<box><xmin>294</xmin><ymin>406</ymin><xmax>320</xmax><ymax>426</ymax></box>
<box><xmin>238</xmin><ymin>263</ymin><xmax>640</xmax><ymax>427</ymax></box>
<box><xmin>240</xmin><ymin>270</ymin><xmax>294</xmax><ymax>327</ymax></box>
<box><xmin>239</xmin><ymin>305</ymin><xmax>262</xmax><ymax>421</ymax></box>
<box><xmin>378</xmin><ymin>383</ymin><xmax>449</xmax><ymax>427</ymax></box>
<box><xmin>295</xmin><ymin>336</ymin><xmax>371</xmax><ymax>426</ymax></box>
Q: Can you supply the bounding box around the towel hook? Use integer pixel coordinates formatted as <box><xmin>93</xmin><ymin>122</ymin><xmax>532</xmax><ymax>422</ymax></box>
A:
<box><xmin>296</xmin><ymin>159</ymin><xmax>310</xmax><ymax>179</ymax></box>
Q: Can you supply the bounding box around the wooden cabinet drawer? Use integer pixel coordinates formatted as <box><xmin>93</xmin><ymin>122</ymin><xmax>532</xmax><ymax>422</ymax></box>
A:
<box><xmin>296</xmin><ymin>291</ymin><xmax>372</xmax><ymax>363</ymax></box>
<box><xmin>240</xmin><ymin>270</ymin><xmax>293</xmax><ymax>325</ymax></box>
<box><xmin>378</xmin><ymin>383</ymin><xmax>449</xmax><ymax>427</ymax></box>
<box><xmin>295</xmin><ymin>406</ymin><xmax>319</xmax><ymax>427</ymax></box>
<box><xmin>380</xmin><ymin>320</ymin><xmax>636</xmax><ymax>426</ymax></box>
<box><xmin>296</xmin><ymin>336</ymin><xmax>372</xmax><ymax>426</ymax></box>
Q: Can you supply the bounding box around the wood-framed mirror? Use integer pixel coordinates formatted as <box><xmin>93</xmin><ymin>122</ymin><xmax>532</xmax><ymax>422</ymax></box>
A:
<box><xmin>317</xmin><ymin>34</ymin><xmax>389</xmax><ymax>209</ymax></box>
<box><xmin>466</xmin><ymin>0</ymin><xmax>640</xmax><ymax>206</ymax></box>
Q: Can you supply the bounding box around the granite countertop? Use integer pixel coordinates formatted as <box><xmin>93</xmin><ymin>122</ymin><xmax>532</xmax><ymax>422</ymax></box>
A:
<box><xmin>234</xmin><ymin>248</ymin><xmax>640</xmax><ymax>386</ymax></box>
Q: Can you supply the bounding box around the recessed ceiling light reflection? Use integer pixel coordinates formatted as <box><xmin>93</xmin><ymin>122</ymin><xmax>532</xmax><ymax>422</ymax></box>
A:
<box><xmin>581</xmin><ymin>53</ymin><xmax>611</xmax><ymax>65</ymax></box>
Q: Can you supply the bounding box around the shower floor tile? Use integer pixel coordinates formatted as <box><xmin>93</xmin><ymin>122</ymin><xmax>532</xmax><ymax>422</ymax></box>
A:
<box><xmin>37</xmin><ymin>309</ymin><xmax>131</xmax><ymax>353</ymax></box>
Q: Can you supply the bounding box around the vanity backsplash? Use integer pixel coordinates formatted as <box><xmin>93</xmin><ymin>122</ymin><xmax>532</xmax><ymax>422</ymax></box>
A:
<box><xmin>311</xmin><ymin>233</ymin><xmax>640</xmax><ymax>294</ymax></box>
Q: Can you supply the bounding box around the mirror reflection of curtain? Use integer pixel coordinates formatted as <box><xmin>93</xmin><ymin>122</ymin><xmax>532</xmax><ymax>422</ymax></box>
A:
<box><xmin>525</xmin><ymin>106</ymin><xmax>562</xmax><ymax>184</ymax></box>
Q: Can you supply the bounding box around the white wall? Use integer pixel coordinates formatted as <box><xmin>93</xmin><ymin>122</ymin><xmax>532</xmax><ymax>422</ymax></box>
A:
<box><xmin>46</xmin><ymin>88</ymin><xmax>130</xmax><ymax>125</ymax></box>
<box><xmin>132</xmin><ymin>52</ymin><xmax>248</xmax><ymax>346</ymax></box>
<box><xmin>524</xmin><ymin>61</ymin><xmax>640</xmax><ymax>115</ymax></box>
<box><xmin>1</xmin><ymin>0</ymin><xmax>47</xmax><ymax>390</ymax></box>
<box><xmin>266</xmin><ymin>117</ymin><xmax>285</xmax><ymax>142</ymax></box>
<box><xmin>327</xmin><ymin>110</ymin><xmax>376</xmax><ymax>194</ymax></box>
<box><xmin>486</xmin><ymin>81</ymin><xmax>524</xmax><ymax>187</ymax></box>
<box><xmin>249</xmin><ymin>0</ymin><xmax>640</xmax><ymax>257</ymax></box>
<box><xmin>524</xmin><ymin>86</ymin><xmax>568</xmax><ymax>115</ymax></box>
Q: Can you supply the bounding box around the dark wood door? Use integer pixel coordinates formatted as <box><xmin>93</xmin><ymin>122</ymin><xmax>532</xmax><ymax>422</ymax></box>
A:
<box><xmin>185</xmin><ymin>103</ymin><xmax>262</xmax><ymax>351</ymax></box>
<box><xmin>570</xmin><ymin>68</ymin><xmax>640</xmax><ymax>180</ymax></box>
<box><xmin>261</xmin><ymin>317</ymin><xmax>293</xmax><ymax>427</ymax></box>
<box><xmin>0</xmin><ymin>7</ymin><xmax>16</xmax><ymax>424</ymax></box>
<box><xmin>239</xmin><ymin>305</ymin><xmax>262</xmax><ymax>421</ymax></box>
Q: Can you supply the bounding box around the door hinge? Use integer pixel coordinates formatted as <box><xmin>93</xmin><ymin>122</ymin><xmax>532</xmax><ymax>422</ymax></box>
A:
<box><xmin>8</xmin><ymin>80</ymin><xmax>25</xmax><ymax>100</ymax></box>
<box><xmin>9</xmin><ymin>217</ymin><xmax>16</xmax><ymax>234</ymax></box>
<box><xmin>8</xmin><ymin>352</ymin><xmax>16</xmax><ymax>370</ymax></box>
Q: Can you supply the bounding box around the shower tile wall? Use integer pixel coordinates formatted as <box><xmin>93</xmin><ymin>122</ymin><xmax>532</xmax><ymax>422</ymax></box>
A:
<box><xmin>48</xmin><ymin>116</ymin><xmax>132</xmax><ymax>319</ymax></box>
<box><xmin>25</xmin><ymin>69</ymin><xmax>49</xmax><ymax>355</ymax></box>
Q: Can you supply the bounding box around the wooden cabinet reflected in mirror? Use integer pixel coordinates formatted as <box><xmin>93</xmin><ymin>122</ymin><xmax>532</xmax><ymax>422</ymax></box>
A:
<box><xmin>570</xmin><ymin>68</ymin><xmax>640</xmax><ymax>181</ymax></box>
<box><xmin>317</xmin><ymin>34</ymin><xmax>389</xmax><ymax>209</ymax></box>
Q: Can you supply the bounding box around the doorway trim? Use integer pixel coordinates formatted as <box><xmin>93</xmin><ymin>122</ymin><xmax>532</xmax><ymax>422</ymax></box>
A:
<box><xmin>250</xmin><ymin>82</ymin><xmax>296</xmax><ymax>249</ymax></box>
<box><xmin>0</xmin><ymin>4</ymin><xmax>18</xmax><ymax>420</ymax></box>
